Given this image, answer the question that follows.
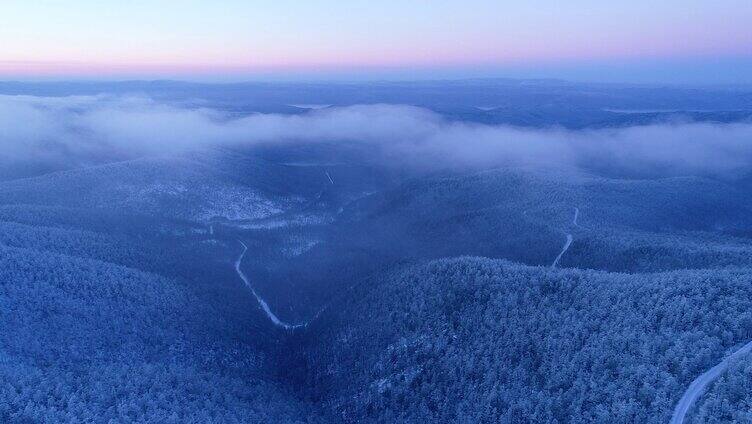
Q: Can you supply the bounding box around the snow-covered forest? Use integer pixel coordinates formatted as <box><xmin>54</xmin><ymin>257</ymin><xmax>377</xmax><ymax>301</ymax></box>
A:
<box><xmin>1</xmin><ymin>80</ymin><xmax>752</xmax><ymax>422</ymax></box>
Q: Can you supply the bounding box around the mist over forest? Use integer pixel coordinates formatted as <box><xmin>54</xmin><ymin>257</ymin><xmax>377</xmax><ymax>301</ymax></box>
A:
<box><xmin>3</xmin><ymin>81</ymin><xmax>752</xmax><ymax>178</ymax></box>
<box><xmin>2</xmin><ymin>79</ymin><xmax>752</xmax><ymax>423</ymax></box>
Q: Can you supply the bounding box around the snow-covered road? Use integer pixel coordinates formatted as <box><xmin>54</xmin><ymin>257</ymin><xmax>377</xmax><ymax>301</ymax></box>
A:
<box><xmin>670</xmin><ymin>340</ymin><xmax>752</xmax><ymax>424</ymax></box>
<box><xmin>235</xmin><ymin>240</ymin><xmax>305</xmax><ymax>330</ymax></box>
<box><xmin>551</xmin><ymin>207</ymin><xmax>578</xmax><ymax>268</ymax></box>
<box><xmin>551</xmin><ymin>233</ymin><xmax>573</xmax><ymax>268</ymax></box>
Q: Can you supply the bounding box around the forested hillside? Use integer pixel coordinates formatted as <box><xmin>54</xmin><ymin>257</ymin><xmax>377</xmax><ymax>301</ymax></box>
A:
<box><xmin>0</xmin><ymin>151</ymin><xmax>336</xmax><ymax>421</ymax></box>
<box><xmin>293</xmin><ymin>258</ymin><xmax>752</xmax><ymax>423</ymax></box>
<box><xmin>0</xmin><ymin>242</ymin><xmax>326</xmax><ymax>422</ymax></box>
<box><xmin>4</xmin><ymin>147</ymin><xmax>752</xmax><ymax>422</ymax></box>
<box><xmin>252</xmin><ymin>166</ymin><xmax>752</xmax><ymax>324</ymax></box>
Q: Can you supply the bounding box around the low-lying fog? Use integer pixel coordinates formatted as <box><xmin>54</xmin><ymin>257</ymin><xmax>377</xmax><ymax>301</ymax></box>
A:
<box><xmin>2</xmin><ymin>94</ymin><xmax>752</xmax><ymax>178</ymax></box>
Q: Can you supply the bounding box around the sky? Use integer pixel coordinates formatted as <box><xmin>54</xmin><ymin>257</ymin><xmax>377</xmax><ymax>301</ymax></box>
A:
<box><xmin>1</xmin><ymin>0</ymin><xmax>751</xmax><ymax>83</ymax></box>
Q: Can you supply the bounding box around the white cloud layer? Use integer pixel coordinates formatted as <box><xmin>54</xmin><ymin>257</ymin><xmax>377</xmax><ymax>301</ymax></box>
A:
<box><xmin>1</xmin><ymin>94</ymin><xmax>751</xmax><ymax>177</ymax></box>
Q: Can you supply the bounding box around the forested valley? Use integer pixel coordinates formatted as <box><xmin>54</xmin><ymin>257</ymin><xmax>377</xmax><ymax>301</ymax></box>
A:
<box><xmin>2</xmin><ymin>80</ymin><xmax>752</xmax><ymax>422</ymax></box>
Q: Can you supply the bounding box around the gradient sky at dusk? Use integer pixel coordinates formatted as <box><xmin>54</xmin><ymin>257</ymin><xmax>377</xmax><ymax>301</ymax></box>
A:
<box><xmin>2</xmin><ymin>0</ymin><xmax>751</xmax><ymax>83</ymax></box>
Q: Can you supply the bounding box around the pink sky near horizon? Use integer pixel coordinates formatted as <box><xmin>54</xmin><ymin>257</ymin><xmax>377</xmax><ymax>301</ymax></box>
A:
<box><xmin>1</xmin><ymin>0</ymin><xmax>750</xmax><ymax>82</ymax></box>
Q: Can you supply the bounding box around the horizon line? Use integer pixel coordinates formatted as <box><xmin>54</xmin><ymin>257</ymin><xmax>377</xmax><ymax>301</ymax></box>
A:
<box><xmin>1</xmin><ymin>76</ymin><xmax>751</xmax><ymax>89</ymax></box>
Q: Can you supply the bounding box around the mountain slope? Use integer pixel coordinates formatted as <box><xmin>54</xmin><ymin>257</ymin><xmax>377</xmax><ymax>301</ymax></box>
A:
<box><xmin>293</xmin><ymin>257</ymin><xmax>752</xmax><ymax>423</ymax></box>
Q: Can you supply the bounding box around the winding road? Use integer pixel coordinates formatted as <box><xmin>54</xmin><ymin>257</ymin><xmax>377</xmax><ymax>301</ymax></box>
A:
<box><xmin>235</xmin><ymin>240</ymin><xmax>305</xmax><ymax>330</ymax></box>
<box><xmin>670</xmin><ymin>340</ymin><xmax>752</xmax><ymax>423</ymax></box>
<box><xmin>551</xmin><ymin>234</ymin><xmax>573</xmax><ymax>268</ymax></box>
<box><xmin>551</xmin><ymin>207</ymin><xmax>579</xmax><ymax>268</ymax></box>
<box><xmin>544</xmin><ymin>204</ymin><xmax>752</xmax><ymax>421</ymax></box>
